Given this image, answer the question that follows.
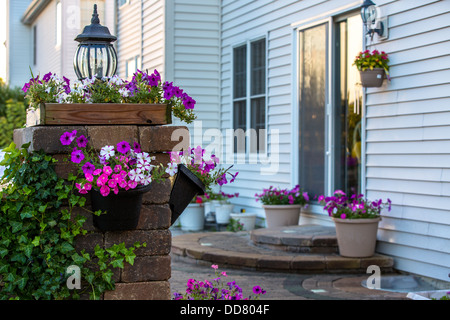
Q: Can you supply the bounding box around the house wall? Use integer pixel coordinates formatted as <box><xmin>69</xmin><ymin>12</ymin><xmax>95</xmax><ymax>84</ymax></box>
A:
<box><xmin>364</xmin><ymin>0</ymin><xmax>450</xmax><ymax>283</ymax></box>
<box><xmin>31</xmin><ymin>1</ymin><xmax>62</xmax><ymax>78</ymax></box>
<box><xmin>219</xmin><ymin>0</ymin><xmax>450</xmax><ymax>282</ymax></box>
<box><xmin>166</xmin><ymin>0</ymin><xmax>221</xmax><ymax>146</ymax></box>
<box><xmin>6</xmin><ymin>0</ymin><xmax>33</xmax><ymax>88</ymax></box>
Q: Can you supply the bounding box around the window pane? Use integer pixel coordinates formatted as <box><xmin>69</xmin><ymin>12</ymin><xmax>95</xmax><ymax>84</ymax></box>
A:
<box><xmin>233</xmin><ymin>46</ymin><xmax>247</xmax><ymax>98</ymax></box>
<box><xmin>233</xmin><ymin>100</ymin><xmax>246</xmax><ymax>153</ymax></box>
<box><xmin>298</xmin><ymin>23</ymin><xmax>327</xmax><ymax>198</ymax></box>
<box><xmin>251</xmin><ymin>39</ymin><xmax>265</xmax><ymax>95</ymax></box>
<box><xmin>250</xmin><ymin>97</ymin><xmax>265</xmax><ymax>153</ymax></box>
<box><xmin>334</xmin><ymin>16</ymin><xmax>363</xmax><ymax>195</ymax></box>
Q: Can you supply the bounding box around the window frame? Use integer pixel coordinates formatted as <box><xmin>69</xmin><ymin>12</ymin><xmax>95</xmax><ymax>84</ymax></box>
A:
<box><xmin>231</xmin><ymin>36</ymin><xmax>268</xmax><ymax>158</ymax></box>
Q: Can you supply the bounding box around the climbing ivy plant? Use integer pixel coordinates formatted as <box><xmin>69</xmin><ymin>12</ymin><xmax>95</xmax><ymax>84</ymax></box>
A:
<box><xmin>0</xmin><ymin>142</ymin><xmax>145</xmax><ymax>300</ymax></box>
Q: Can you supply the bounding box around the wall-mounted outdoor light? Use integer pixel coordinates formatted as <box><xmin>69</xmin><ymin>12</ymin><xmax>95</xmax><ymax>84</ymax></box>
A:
<box><xmin>73</xmin><ymin>4</ymin><xmax>117</xmax><ymax>80</ymax></box>
<box><xmin>360</xmin><ymin>0</ymin><xmax>388</xmax><ymax>40</ymax></box>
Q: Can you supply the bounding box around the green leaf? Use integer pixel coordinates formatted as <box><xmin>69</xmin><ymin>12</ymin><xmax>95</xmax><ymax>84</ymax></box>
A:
<box><xmin>60</xmin><ymin>242</ymin><xmax>74</xmax><ymax>254</ymax></box>
<box><xmin>10</xmin><ymin>221</ymin><xmax>23</xmax><ymax>233</ymax></box>
<box><xmin>125</xmin><ymin>252</ymin><xmax>136</xmax><ymax>265</ymax></box>
<box><xmin>0</xmin><ymin>247</ymin><xmax>9</xmax><ymax>258</ymax></box>
<box><xmin>111</xmin><ymin>258</ymin><xmax>124</xmax><ymax>269</ymax></box>
<box><xmin>31</xmin><ymin>236</ymin><xmax>40</xmax><ymax>247</ymax></box>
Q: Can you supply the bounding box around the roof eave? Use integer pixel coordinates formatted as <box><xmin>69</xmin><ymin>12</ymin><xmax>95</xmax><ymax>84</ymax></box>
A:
<box><xmin>21</xmin><ymin>0</ymin><xmax>52</xmax><ymax>25</ymax></box>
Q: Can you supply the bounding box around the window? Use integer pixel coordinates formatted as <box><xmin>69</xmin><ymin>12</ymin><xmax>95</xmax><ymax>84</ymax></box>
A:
<box><xmin>125</xmin><ymin>55</ymin><xmax>141</xmax><ymax>79</ymax></box>
<box><xmin>118</xmin><ymin>0</ymin><xmax>130</xmax><ymax>7</ymax></box>
<box><xmin>55</xmin><ymin>2</ymin><xmax>62</xmax><ymax>46</ymax></box>
<box><xmin>232</xmin><ymin>38</ymin><xmax>266</xmax><ymax>154</ymax></box>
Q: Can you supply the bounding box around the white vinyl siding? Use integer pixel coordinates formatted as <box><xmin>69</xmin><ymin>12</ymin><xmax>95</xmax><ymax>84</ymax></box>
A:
<box><xmin>168</xmin><ymin>0</ymin><xmax>221</xmax><ymax>144</ymax></box>
<box><xmin>365</xmin><ymin>0</ymin><xmax>450</xmax><ymax>282</ymax></box>
<box><xmin>117</xmin><ymin>0</ymin><xmax>143</xmax><ymax>79</ymax></box>
<box><xmin>6</xmin><ymin>0</ymin><xmax>32</xmax><ymax>88</ymax></box>
<box><xmin>220</xmin><ymin>0</ymin><xmax>335</xmax><ymax>217</ymax></box>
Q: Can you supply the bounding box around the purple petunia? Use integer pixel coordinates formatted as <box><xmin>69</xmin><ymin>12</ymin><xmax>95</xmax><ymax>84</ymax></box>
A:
<box><xmin>183</xmin><ymin>96</ymin><xmax>196</xmax><ymax>109</ymax></box>
<box><xmin>82</xmin><ymin>161</ymin><xmax>95</xmax><ymax>175</ymax></box>
<box><xmin>216</xmin><ymin>173</ymin><xmax>228</xmax><ymax>186</ymax></box>
<box><xmin>71</xmin><ymin>149</ymin><xmax>85</xmax><ymax>164</ymax></box>
<box><xmin>133</xmin><ymin>142</ymin><xmax>142</xmax><ymax>153</ymax></box>
<box><xmin>117</xmin><ymin>141</ymin><xmax>131</xmax><ymax>154</ymax></box>
<box><xmin>76</xmin><ymin>135</ymin><xmax>88</xmax><ymax>148</ymax></box>
<box><xmin>42</xmin><ymin>72</ymin><xmax>53</xmax><ymax>82</ymax></box>
<box><xmin>60</xmin><ymin>130</ymin><xmax>77</xmax><ymax>146</ymax></box>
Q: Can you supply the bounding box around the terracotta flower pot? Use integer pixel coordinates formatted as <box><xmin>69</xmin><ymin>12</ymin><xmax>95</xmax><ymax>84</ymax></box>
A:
<box><xmin>332</xmin><ymin>217</ymin><xmax>381</xmax><ymax>258</ymax></box>
<box><xmin>262</xmin><ymin>205</ymin><xmax>301</xmax><ymax>228</ymax></box>
<box><xmin>359</xmin><ymin>68</ymin><xmax>385</xmax><ymax>87</ymax></box>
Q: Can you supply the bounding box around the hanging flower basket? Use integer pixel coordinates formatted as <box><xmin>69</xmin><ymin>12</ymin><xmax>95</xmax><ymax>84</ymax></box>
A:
<box><xmin>91</xmin><ymin>183</ymin><xmax>152</xmax><ymax>232</ymax></box>
<box><xmin>359</xmin><ymin>68</ymin><xmax>385</xmax><ymax>87</ymax></box>
<box><xmin>353</xmin><ymin>50</ymin><xmax>390</xmax><ymax>88</ymax></box>
<box><xmin>169</xmin><ymin>164</ymin><xmax>206</xmax><ymax>226</ymax></box>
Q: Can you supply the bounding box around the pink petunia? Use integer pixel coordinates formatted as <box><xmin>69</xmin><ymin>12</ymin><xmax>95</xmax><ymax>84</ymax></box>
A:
<box><xmin>103</xmin><ymin>165</ymin><xmax>113</xmax><ymax>175</ymax></box>
<box><xmin>100</xmin><ymin>185</ymin><xmax>110</xmax><ymax>197</ymax></box>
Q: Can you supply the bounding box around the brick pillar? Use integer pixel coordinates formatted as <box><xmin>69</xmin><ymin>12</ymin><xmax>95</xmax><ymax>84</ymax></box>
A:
<box><xmin>13</xmin><ymin>125</ymin><xmax>189</xmax><ymax>300</ymax></box>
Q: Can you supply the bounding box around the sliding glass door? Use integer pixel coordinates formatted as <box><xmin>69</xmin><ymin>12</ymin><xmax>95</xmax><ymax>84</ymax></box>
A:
<box><xmin>297</xmin><ymin>13</ymin><xmax>363</xmax><ymax>200</ymax></box>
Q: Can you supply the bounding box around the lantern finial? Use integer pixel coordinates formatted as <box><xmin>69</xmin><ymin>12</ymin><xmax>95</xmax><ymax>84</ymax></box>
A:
<box><xmin>91</xmin><ymin>4</ymin><xmax>100</xmax><ymax>24</ymax></box>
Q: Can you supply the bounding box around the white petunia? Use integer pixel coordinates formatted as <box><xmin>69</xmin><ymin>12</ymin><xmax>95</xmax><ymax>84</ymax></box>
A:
<box><xmin>129</xmin><ymin>168</ymin><xmax>144</xmax><ymax>182</ymax></box>
<box><xmin>141</xmin><ymin>174</ymin><xmax>152</xmax><ymax>185</ymax></box>
<box><xmin>165</xmin><ymin>162</ymin><xmax>178</xmax><ymax>176</ymax></box>
<box><xmin>100</xmin><ymin>145</ymin><xmax>115</xmax><ymax>160</ymax></box>
<box><xmin>137</xmin><ymin>159</ymin><xmax>153</xmax><ymax>172</ymax></box>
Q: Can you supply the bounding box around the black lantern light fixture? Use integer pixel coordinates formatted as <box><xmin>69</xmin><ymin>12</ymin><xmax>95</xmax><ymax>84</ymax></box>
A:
<box><xmin>73</xmin><ymin>4</ymin><xmax>117</xmax><ymax>80</ymax></box>
<box><xmin>360</xmin><ymin>0</ymin><xmax>387</xmax><ymax>39</ymax></box>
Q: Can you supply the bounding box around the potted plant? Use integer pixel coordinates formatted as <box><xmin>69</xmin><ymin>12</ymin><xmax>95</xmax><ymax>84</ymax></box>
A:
<box><xmin>230</xmin><ymin>210</ymin><xmax>257</xmax><ymax>231</ymax></box>
<box><xmin>214</xmin><ymin>192</ymin><xmax>239</xmax><ymax>224</ymax></box>
<box><xmin>59</xmin><ymin>130</ymin><xmax>167</xmax><ymax>231</ymax></box>
<box><xmin>318</xmin><ymin>190</ymin><xmax>392</xmax><ymax>258</ymax></box>
<box><xmin>353</xmin><ymin>49</ymin><xmax>390</xmax><ymax>87</ymax></box>
<box><xmin>179</xmin><ymin>196</ymin><xmax>205</xmax><ymax>232</ymax></box>
<box><xmin>255</xmin><ymin>185</ymin><xmax>309</xmax><ymax>228</ymax></box>
<box><xmin>22</xmin><ymin>69</ymin><xmax>196</xmax><ymax>125</ymax></box>
<box><xmin>167</xmin><ymin>146</ymin><xmax>238</xmax><ymax>225</ymax></box>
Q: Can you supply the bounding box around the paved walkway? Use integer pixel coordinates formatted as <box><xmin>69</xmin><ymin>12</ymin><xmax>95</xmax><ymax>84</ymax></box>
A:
<box><xmin>169</xmin><ymin>225</ymin><xmax>410</xmax><ymax>300</ymax></box>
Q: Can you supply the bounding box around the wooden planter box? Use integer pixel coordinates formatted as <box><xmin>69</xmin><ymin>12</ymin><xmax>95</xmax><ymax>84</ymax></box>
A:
<box><xmin>26</xmin><ymin>103</ymin><xmax>172</xmax><ymax>126</ymax></box>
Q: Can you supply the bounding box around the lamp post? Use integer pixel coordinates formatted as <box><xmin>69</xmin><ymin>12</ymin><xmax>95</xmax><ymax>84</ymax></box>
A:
<box><xmin>73</xmin><ymin>4</ymin><xmax>117</xmax><ymax>80</ymax></box>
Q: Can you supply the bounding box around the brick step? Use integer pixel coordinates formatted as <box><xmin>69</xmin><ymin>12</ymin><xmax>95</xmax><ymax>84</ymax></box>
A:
<box><xmin>250</xmin><ymin>225</ymin><xmax>338</xmax><ymax>254</ymax></box>
<box><xmin>171</xmin><ymin>226</ymin><xmax>394</xmax><ymax>274</ymax></box>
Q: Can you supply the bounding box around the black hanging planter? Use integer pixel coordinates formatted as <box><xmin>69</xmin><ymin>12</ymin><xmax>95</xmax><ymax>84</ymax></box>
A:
<box><xmin>169</xmin><ymin>164</ymin><xmax>206</xmax><ymax>226</ymax></box>
<box><xmin>91</xmin><ymin>183</ymin><xmax>152</xmax><ymax>232</ymax></box>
